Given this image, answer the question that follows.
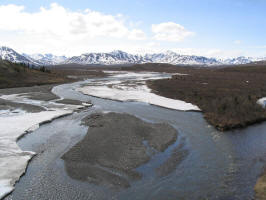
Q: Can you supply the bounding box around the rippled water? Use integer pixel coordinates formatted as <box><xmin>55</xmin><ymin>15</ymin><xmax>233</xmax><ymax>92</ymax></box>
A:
<box><xmin>6</xmin><ymin>76</ymin><xmax>266</xmax><ymax>200</ymax></box>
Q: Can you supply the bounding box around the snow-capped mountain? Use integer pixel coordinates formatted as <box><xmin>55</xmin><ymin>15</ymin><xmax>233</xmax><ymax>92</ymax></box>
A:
<box><xmin>1</xmin><ymin>46</ymin><xmax>265</xmax><ymax>66</ymax></box>
<box><xmin>65</xmin><ymin>50</ymin><xmax>221</xmax><ymax>65</ymax></box>
<box><xmin>23</xmin><ymin>53</ymin><xmax>68</xmax><ymax>65</ymax></box>
<box><xmin>223</xmin><ymin>56</ymin><xmax>253</xmax><ymax>65</ymax></box>
<box><xmin>143</xmin><ymin>51</ymin><xmax>219</xmax><ymax>65</ymax></box>
<box><xmin>0</xmin><ymin>46</ymin><xmax>36</xmax><ymax>65</ymax></box>
<box><xmin>65</xmin><ymin>50</ymin><xmax>146</xmax><ymax>65</ymax></box>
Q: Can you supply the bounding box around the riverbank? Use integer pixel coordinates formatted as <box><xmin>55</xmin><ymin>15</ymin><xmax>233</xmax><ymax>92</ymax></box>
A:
<box><xmin>0</xmin><ymin>84</ymin><xmax>92</xmax><ymax>199</ymax></box>
<box><xmin>77</xmin><ymin>71</ymin><xmax>200</xmax><ymax>111</ymax></box>
<box><xmin>147</xmin><ymin>65</ymin><xmax>266</xmax><ymax>131</ymax></box>
<box><xmin>4</xmin><ymin>78</ymin><xmax>266</xmax><ymax>199</ymax></box>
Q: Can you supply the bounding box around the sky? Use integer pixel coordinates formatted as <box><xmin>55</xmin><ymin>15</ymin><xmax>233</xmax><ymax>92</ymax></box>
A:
<box><xmin>0</xmin><ymin>0</ymin><xmax>266</xmax><ymax>58</ymax></box>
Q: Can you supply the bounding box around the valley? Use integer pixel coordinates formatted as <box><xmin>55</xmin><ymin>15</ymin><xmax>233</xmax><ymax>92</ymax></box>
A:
<box><xmin>0</xmin><ymin>71</ymin><xmax>266</xmax><ymax>200</ymax></box>
<box><xmin>1</xmin><ymin>47</ymin><xmax>266</xmax><ymax>200</ymax></box>
<box><xmin>1</xmin><ymin>1</ymin><xmax>266</xmax><ymax>199</ymax></box>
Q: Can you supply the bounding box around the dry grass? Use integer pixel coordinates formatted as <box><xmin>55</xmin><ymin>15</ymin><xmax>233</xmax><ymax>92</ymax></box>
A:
<box><xmin>254</xmin><ymin>169</ymin><xmax>266</xmax><ymax>200</ymax></box>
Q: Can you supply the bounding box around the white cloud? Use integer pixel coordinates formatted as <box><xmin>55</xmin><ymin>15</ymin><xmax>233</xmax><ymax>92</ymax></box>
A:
<box><xmin>0</xmin><ymin>3</ymin><xmax>261</xmax><ymax>58</ymax></box>
<box><xmin>0</xmin><ymin>3</ymin><xmax>146</xmax><ymax>39</ymax></box>
<box><xmin>151</xmin><ymin>22</ymin><xmax>194</xmax><ymax>42</ymax></box>
<box><xmin>0</xmin><ymin>3</ymin><xmax>146</xmax><ymax>55</ymax></box>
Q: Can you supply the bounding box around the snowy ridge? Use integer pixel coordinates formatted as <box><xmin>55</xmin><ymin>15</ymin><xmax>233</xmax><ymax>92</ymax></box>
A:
<box><xmin>222</xmin><ymin>56</ymin><xmax>254</xmax><ymax>65</ymax></box>
<box><xmin>143</xmin><ymin>51</ymin><xmax>219</xmax><ymax>65</ymax></box>
<box><xmin>60</xmin><ymin>50</ymin><xmax>266</xmax><ymax>66</ymax></box>
<box><xmin>1</xmin><ymin>46</ymin><xmax>265</xmax><ymax>66</ymax></box>
<box><xmin>65</xmin><ymin>50</ymin><xmax>145</xmax><ymax>65</ymax></box>
<box><xmin>0</xmin><ymin>46</ymin><xmax>37</xmax><ymax>65</ymax></box>
<box><xmin>23</xmin><ymin>53</ymin><xmax>67</xmax><ymax>66</ymax></box>
<box><xmin>65</xmin><ymin>50</ymin><xmax>221</xmax><ymax>66</ymax></box>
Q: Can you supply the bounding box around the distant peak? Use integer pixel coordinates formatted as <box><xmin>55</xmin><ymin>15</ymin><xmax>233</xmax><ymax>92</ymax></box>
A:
<box><xmin>165</xmin><ymin>50</ymin><xmax>177</xmax><ymax>54</ymax></box>
<box><xmin>0</xmin><ymin>46</ymin><xmax>14</xmax><ymax>51</ymax></box>
<box><xmin>110</xmin><ymin>50</ymin><xmax>128</xmax><ymax>54</ymax></box>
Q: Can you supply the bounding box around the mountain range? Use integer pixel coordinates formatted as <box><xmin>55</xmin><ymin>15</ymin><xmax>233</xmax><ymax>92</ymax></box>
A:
<box><xmin>0</xmin><ymin>46</ymin><xmax>265</xmax><ymax>66</ymax></box>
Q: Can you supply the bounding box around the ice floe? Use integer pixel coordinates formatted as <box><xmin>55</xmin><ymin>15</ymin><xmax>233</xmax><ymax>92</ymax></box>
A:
<box><xmin>78</xmin><ymin>71</ymin><xmax>200</xmax><ymax>111</ymax></box>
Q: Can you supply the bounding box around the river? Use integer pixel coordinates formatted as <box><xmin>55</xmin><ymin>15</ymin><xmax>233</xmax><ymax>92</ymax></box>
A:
<box><xmin>5</xmin><ymin>75</ymin><xmax>266</xmax><ymax>200</ymax></box>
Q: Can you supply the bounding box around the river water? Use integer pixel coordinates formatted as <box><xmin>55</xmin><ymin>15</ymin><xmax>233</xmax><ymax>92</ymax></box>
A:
<box><xmin>5</xmin><ymin>76</ymin><xmax>266</xmax><ymax>200</ymax></box>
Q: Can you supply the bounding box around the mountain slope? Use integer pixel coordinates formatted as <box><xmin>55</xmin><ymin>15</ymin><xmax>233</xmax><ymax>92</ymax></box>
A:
<box><xmin>0</xmin><ymin>46</ymin><xmax>37</xmax><ymax>65</ymax></box>
<box><xmin>65</xmin><ymin>50</ymin><xmax>221</xmax><ymax>66</ymax></box>
<box><xmin>144</xmin><ymin>51</ymin><xmax>219</xmax><ymax>65</ymax></box>
<box><xmin>0</xmin><ymin>59</ymin><xmax>67</xmax><ymax>88</ymax></box>
<box><xmin>65</xmin><ymin>50</ymin><xmax>145</xmax><ymax>65</ymax></box>
<box><xmin>0</xmin><ymin>46</ymin><xmax>263</xmax><ymax>66</ymax></box>
<box><xmin>223</xmin><ymin>56</ymin><xmax>253</xmax><ymax>65</ymax></box>
<box><xmin>23</xmin><ymin>53</ymin><xmax>68</xmax><ymax>65</ymax></box>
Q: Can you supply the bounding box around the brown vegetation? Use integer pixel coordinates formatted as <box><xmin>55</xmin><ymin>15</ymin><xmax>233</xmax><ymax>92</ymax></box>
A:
<box><xmin>0</xmin><ymin>60</ymin><xmax>107</xmax><ymax>89</ymax></box>
<box><xmin>146</xmin><ymin>64</ymin><xmax>266</xmax><ymax>131</ymax></box>
<box><xmin>254</xmin><ymin>169</ymin><xmax>266</xmax><ymax>200</ymax></box>
<box><xmin>0</xmin><ymin>60</ymin><xmax>70</xmax><ymax>88</ymax></box>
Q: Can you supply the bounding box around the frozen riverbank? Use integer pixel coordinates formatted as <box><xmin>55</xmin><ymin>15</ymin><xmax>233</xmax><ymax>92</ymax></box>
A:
<box><xmin>3</xmin><ymin>79</ymin><xmax>266</xmax><ymax>200</ymax></box>
<box><xmin>77</xmin><ymin>71</ymin><xmax>200</xmax><ymax>111</ymax></box>
<box><xmin>0</xmin><ymin>90</ymin><xmax>88</xmax><ymax>199</ymax></box>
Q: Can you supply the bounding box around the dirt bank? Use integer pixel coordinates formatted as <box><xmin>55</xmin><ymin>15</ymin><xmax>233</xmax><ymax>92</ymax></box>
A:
<box><xmin>254</xmin><ymin>168</ymin><xmax>266</xmax><ymax>200</ymax></box>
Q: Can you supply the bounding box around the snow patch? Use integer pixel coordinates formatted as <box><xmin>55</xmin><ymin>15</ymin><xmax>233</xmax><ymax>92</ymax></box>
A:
<box><xmin>0</xmin><ymin>94</ymin><xmax>84</xmax><ymax>199</ymax></box>
<box><xmin>78</xmin><ymin>71</ymin><xmax>200</xmax><ymax>111</ymax></box>
<box><xmin>257</xmin><ymin>97</ymin><xmax>266</xmax><ymax>108</ymax></box>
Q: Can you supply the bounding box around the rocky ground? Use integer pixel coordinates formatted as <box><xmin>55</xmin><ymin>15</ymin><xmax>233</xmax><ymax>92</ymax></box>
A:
<box><xmin>62</xmin><ymin>112</ymin><xmax>179</xmax><ymax>188</ymax></box>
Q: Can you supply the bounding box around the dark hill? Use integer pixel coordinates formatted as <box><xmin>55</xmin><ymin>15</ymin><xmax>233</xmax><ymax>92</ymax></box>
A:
<box><xmin>0</xmin><ymin>59</ymin><xmax>68</xmax><ymax>88</ymax></box>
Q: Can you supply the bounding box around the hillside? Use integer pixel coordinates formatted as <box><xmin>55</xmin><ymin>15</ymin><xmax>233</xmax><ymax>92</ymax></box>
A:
<box><xmin>0</xmin><ymin>59</ymin><xmax>68</xmax><ymax>88</ymax></box>
<box><xmin>0</xmin><ymin>46</ymin><xmax>36</xmax><ymax>65</ymax></box>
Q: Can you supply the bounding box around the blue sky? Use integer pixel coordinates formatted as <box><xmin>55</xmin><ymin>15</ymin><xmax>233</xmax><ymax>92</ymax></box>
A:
<box><xmin>0</xmin><ymin>0</ymin><xmax>266</xmax><ymax>58</ymax></box>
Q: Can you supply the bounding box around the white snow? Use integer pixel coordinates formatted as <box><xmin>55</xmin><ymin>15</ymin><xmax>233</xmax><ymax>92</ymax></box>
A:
<box><xmin>103</xmin><ymin>71</ymin><xmax>162</xmax><ymax>78</ymax></box>
<box><xmin>0</xmin><ymin>94</ymin><xmax>84</xmax><ymax>199</ymax></box>
<box><xmin>2</xmin><ymin>45</ymin><xmax>262</xmax><ymax>66</ymax></box>
<box><xmin>64</xmin><ymin>50</ymin><xmax>221</xmax><ymax>65</ymax></box>
<box><xmin>78</xmin><ymin>71</ymin><xmax>200</xmax><ymax>111</ymax></box>
<box><xmin>257</xmin><ymin>97</ymin><xmax>266</xmax><ymax>108</ymax></box>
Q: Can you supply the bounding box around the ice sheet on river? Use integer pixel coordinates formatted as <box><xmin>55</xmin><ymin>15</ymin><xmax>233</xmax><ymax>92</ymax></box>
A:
<box><xmin>0</xmin><ymin>94</ymin><xmax>83</xmax><ymax>199</ymax></box>
<box><xmin>78</xmin><ymin>71</ymin><xmax>200</xmax><ymax>111</ymax></box>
